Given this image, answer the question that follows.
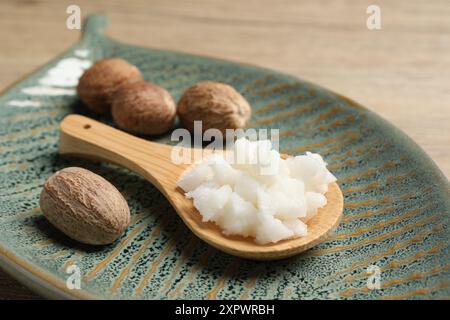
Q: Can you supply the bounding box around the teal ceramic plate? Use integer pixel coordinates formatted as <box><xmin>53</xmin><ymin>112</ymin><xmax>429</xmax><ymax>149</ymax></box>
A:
<box><xmin>0</xmin><ymin>15</ymin><xmax>449</xmax><ymax>300</ymax></box>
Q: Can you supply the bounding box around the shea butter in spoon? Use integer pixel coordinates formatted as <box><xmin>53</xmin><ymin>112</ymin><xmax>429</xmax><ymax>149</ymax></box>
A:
<box><xmin>177</xmin><ymin>138</ymin><xmax>337</xmax><ymax>244</ymax></box>
<box><xmin>59</xmin><ymin>115</ymin><xmax>343</xmax><ymax>260</ymax></box>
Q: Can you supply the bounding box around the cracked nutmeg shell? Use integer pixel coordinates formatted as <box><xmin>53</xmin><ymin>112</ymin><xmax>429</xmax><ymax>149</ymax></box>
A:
<box><xmin>77</xmin><ymin>58</ymin><xmax>142</xmax><ymax>114</ymax></box>
<box><xmin>177</xmin><ymin>81</ymin><xmax>252</xmax><ymax>134</ymax></box>
<box><xmin>39</xmin><ymin>167</ymin><xmax>131</xmax><ymax>245</ymax></box>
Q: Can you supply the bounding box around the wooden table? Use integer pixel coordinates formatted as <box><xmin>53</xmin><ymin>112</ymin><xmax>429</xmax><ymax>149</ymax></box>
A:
<box><xmin>1</xmin><ymin>0</ymin><xmax>449</xmax><ymax>299</ymax></box>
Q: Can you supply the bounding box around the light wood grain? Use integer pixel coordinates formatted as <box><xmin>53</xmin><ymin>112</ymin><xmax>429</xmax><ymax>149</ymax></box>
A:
<box><xmin>0</xmin><ymin>0</ymin><xmax>448</xmax><ymax>298</ymax></box>
<box><xmin>60</xmin><ymin>114</ymin><xmax>344</xmax><ymax>260</ymax></box>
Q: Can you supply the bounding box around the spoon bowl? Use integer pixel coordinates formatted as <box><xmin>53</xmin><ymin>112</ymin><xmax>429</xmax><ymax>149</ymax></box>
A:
<box><xmin>59</xmin><ymin>114</ymin><xmax>344</xmax><ymax>260</ymax></box>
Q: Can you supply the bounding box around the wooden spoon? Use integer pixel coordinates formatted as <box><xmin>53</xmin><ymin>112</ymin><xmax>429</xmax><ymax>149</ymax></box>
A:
<box><xmin>59</xmin><ymin>114</ymin><xmax>344</xmax><ymax>260</ymax></box>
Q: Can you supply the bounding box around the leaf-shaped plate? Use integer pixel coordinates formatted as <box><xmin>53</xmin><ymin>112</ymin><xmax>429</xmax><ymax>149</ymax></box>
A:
<box><xmin>0</xmin><ymin>15</ymin><xmax>449</xmax><ymax>300</ymax></box>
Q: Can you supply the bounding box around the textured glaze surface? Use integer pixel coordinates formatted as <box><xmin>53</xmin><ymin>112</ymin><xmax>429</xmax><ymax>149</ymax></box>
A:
<box><xmin>0</xmin><ymin>15</ymin><xmax>449</xmax><ymax>300</ymax></box>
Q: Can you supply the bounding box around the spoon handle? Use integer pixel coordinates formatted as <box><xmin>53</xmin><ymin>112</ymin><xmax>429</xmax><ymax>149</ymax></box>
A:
<box><xmin>59</xmin><ymin>114</ymin><xmax>179</xmax><ymax>188</ymax></box>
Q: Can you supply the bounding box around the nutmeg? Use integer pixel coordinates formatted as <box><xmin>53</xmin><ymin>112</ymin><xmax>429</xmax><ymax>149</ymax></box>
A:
<box><xmin>177</xmin><ymin>81</ymin><xmax>252</xmax><ymax>134</ymax></box>
<box><xmin>77</xmin><ymin>58</ymin><xmax>142</xmax><ymax>114</ymax></box>
<box><xmin>40</xmin><ymin>167</ymin><xmax>131</xmax><ymax>245</ymax></box>
<box><xmin>111</xmin><ymin>81</ymin><xmax>176</xmax><ymax>135</ymax></box>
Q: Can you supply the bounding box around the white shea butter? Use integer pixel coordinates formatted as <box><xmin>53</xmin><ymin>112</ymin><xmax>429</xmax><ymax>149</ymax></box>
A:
<box><xmin>177</xmin><ymin>138</ymin><xmax>337</xmax><ymax>244</ymax></box>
